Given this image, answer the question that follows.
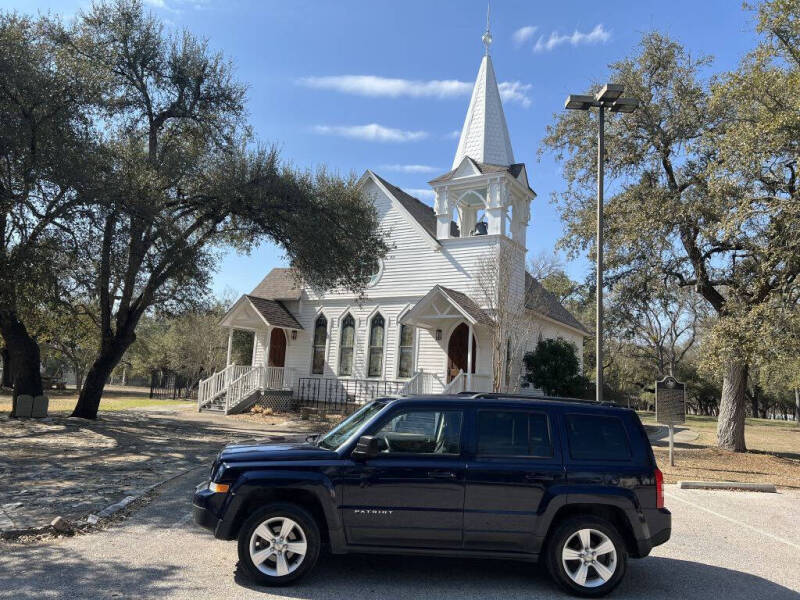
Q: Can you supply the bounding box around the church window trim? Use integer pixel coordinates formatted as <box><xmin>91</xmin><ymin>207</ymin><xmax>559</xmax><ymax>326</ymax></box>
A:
<box><xmin>338</xmin><ymin>313</ymin><xmax>356</xmax><ymax>377</ymax></box>
<box><xmin>366</xmin><ymin>312</ymin><xmax>386</xmax><ymax>379</ymax></box>
<box><xmin>310</xmin><ymin>313</ymin><xmax>328</xmax><ymax>376</ymax></box>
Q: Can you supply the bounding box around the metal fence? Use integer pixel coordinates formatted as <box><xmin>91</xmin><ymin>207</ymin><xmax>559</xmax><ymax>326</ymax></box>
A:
<box><xmin>295</xmin><ymin>377</ymin><xmax>407</xmax><ymax>414</ymax></box>
<box><xmin>149</xmin><ymin>370</ymin><xmax>198</xmax><ymax>400</ymax></box>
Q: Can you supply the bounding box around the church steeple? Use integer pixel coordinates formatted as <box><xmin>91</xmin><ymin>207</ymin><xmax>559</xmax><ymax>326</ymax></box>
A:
<box><xmin>452</xmin><ymin>12</ymin><xmax>514</xmax><ymax>169</ymax></box>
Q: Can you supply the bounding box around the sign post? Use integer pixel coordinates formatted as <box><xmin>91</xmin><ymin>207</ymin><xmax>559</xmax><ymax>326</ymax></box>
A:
<box><xmin>655</xmin><ymin>376</ymin><xmax>686</xmax><ymax>467</ymax></box>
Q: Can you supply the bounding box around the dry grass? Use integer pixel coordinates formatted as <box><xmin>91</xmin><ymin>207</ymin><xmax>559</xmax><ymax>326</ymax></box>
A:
<box><xmin>0</xmin><ymin>390</ymin><xmax>194</xmax><ymax>415</ymax></box>
<box><xmin>640</xmin><ymin>413</ymin><xmax>800</xmax><ymax>488</ymax></box>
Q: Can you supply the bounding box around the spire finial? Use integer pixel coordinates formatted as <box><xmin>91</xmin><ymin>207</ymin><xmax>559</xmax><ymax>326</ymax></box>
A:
<box><xmin>482</xmin><ymin>3</ymin><xmax>492</xmax><ymax>55</ymax></box>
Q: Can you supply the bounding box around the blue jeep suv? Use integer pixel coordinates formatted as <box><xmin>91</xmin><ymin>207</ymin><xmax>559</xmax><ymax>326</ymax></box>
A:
<box><xmin>194</xmin><ymin>394</ymin><xmax>670</xmax><ymax>597</ymax></box>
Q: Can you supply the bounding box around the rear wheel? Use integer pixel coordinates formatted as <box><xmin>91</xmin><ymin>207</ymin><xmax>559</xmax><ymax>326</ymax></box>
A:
<box><xmin>546</xmin><ymin>516</ymin><xmax>627</xmax><ymax>597</ymax></box>
<box><xmin>237</xmin><ymin>503</ymin><xmax>320</xmax><ymax>586</ymax></box>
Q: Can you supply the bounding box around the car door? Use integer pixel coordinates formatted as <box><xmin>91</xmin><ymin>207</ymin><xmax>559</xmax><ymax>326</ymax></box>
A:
<box><xmin>463</xmin><ymin>408</ymin><xmax>565</xmax><ymax>552</ymax></box>
<box><xmin>341</xmin><ymin>406</ymin><xmax>466</xmax><ymax>548</ymax></box>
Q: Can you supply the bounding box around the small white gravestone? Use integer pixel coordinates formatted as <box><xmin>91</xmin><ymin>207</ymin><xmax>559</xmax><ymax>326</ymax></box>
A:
<box><xmin>15</xmin><ymin>395</ymin><xmax>34</xmax><ymax>417</ymax></box>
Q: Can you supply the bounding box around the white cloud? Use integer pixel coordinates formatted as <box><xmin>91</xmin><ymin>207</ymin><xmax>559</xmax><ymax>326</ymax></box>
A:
<box><xmin>512</xmin><ymin>26</ymin><xmax>537</xmax><ymax>47</ymax></box>
<box><xmin>312</xmin><ymin>124</ymin><xmax>427</xmax><ymax>143</ymax></box>
<box><xmin>143</xmin><ymin>0</ymin><xmax>166</xmax><ymax>6</ymax></box>
<box><xmin>534</xmin><ymin>24</ymin><xmax>611</xmax><ymax>52</ymax></box>
<box><xmin>298</xmin><ymin>74</ymin><xmax>532</xmax><ymax>107</ymax></box>
<box><xmin>445</xmin><ymin>129</ymin><xmax>461</xmax><ymax>139</ymax></box>
<box><xmin>403</xmin><ymin>188</ymin><xmax>436</xmax><ymax>201</ymax></box>
<box><xmin>499</xmin><ymin>82</ymin><xmax>533</xmax><ymax>108</ymax></box>
<box><xmin>381</xmin><ymin>164</ymin><xmax>441</xmax><ymax>174</ymax></box>
<box><xmin>299</xmin><ymin>75</ymin><xmax>470</xmax><ymax>99</ymax></box>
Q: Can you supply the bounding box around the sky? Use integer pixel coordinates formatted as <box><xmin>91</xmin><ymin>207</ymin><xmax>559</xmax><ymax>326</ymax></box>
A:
<box><xmin>2</xmin><ymin>0</ymin><xmax>760</xmax><ymax>298</ymax></box>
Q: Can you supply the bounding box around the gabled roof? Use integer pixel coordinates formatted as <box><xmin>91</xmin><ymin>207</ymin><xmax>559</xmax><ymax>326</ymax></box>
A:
<box><xmin>525</xmin><ymin>273</ymin><xmax>589</xmax><ymax>335</ymax></box>
<box><xmin>400</xmin><ymin>285</ymin><xmax>494</xmax><ymax>329</ymax></box>
<box><xmin>438</xmin><ymin>286</ymin><xmax>495</xmax><ymax>326</ymax></box>
<box><xmin>370</xmin><ymin>172</ymin><xmax>459</xmax><ymax>239</ymax></box>
<box><xmin>245</xmin><ymin>295</ymin><xmax>303</xmax><ymax>330</ymax></box>
<box><xmin>452</xmin><ymin>54</ymin><xmax>515</xmax><ymax>169</ymax></box>
<box><xmin>429</xmin><ymin>157</ymin><xmax>532</xmax><ymax>193</ymax></box>
<box><xmin>250</xmin><ymin>267</ymin><xmax>302</xmax><ymax>300</ymax></box>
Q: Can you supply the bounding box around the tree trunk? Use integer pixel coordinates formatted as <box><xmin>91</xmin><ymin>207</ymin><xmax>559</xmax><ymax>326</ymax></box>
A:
<box><xmin>71</xmin><ymin>330</ymin><xmax>135</xmax><ymax>419</ymax></box>
<box><xmin>1</xmin><ymin>346</ymin><xmax>11</xmax><ymax>388</ymax></box>
<box><xmin>795</xmin><ymin>388</ymin><xmax>799</xmax><ymax>423</ymax></box>
<box><xmin>717</xmin><ymin>361</ymin><xmax>748</xmax><ymax>452</ymax></box>
<box><xmin>73</xmin><ymin>361</ymin><xmax>84</xmax><ymax>394</ymax></box>
<box><xmin>0</xmin><ymin>310</ymin><xmax>43</xmax><ymax>416</ymax></box>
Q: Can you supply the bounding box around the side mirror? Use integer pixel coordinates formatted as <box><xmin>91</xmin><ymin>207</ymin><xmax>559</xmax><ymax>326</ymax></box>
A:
<box><xmin>351</xmin><ymin>435</ymin><xmax>380</xmax><ymax>461</ymax></box>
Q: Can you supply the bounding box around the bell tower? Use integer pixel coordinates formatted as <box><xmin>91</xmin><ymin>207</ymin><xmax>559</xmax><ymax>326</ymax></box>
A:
<box><xmin>429</xmin><ymin>13</ymin><xmax>535</xmax><ymax>248</ymax></box>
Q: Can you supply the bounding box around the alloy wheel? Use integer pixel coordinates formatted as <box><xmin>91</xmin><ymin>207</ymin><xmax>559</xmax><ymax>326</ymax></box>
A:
<box><xmin>561</xmin><ymin>528</ymin><xmax>618</xmax><ymax>588</ymax></box>
<box><xmin>249</xmin><ymin>516</ymin><xmax>308</xmax><ymax>577</ymax></box>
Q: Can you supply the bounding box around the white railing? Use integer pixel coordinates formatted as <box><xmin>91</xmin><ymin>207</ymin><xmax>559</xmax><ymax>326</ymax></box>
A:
<box><xmin>400</xmin><ymin>371</ymin><xmax>445</xmax><ymax>395</ymax></box>
<box><xmin>225</xmin><ymin>366</ymin><xmax>265</xmax><ymax>412</ymax></box>
<box><xmin>441</xmin><ymin>371</ymin><xmax>494</xmax><ymax>395</ymax></box>
<box><xmin>442</xmin><ymin>370</ymin><xmax>465</xmax><ymax>394</ymax></box>
<box><xmin>264</xmin><ymin>366</ymin><xmax>286</xmax><ymax>390</ymax></box>
<box><xmin>197</xmin><ymin>364</ymin><xmax>250</xmax><ymax>409</ymax></box>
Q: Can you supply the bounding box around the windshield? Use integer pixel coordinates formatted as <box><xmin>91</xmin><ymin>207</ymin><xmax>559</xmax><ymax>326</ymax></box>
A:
<box><xmin>317</xmin><ymin>401</ymin><xmax>386</xmax><ymax>450</ymax></box>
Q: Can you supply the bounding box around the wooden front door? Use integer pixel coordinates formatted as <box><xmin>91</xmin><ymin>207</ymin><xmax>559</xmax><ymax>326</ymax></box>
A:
<box><xmin>447</xmin><ymin>323</ymin><xmax>476</xmax><ymax>382</ymax></box>
<box><xmin>268</xmin><ymin>328</ymin><xmax>287</xmax><ymax>367</ymax></box>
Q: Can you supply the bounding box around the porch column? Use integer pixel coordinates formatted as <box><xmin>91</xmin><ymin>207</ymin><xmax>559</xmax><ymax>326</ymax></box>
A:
<box><xmin>226</xmin><ymin>327</ymin><xmax>233</xmax><ymax>367</ymax></box>
<box><xmin>263</xmin><ymin>326</ymin><xmax>272</xmax><ymax>368</ymax></box>
<box><xmin>467</xmin><ymin>323</ymin><xmax>474</xmax><ymax>390</ymax></box>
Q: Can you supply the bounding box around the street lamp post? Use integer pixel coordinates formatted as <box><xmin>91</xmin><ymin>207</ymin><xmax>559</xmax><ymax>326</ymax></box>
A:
<box><xmin>564</xmin><ymin>85</ymin><xmax>638</xmax><ymax>403</ymax></box>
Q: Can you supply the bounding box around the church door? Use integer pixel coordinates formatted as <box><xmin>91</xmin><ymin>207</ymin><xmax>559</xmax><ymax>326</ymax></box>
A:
<box><xmin>447</xmin><ymin>323</ymin><xmax>476</xmax><ymax>382</ymax></box>
<box><xmin>268</xmin><ymin>328</ymin><xmax>287</xmax><ymax>368</ymax></box>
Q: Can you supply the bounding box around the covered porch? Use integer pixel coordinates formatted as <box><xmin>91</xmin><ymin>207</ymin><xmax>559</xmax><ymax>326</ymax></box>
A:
<box><xmin>198</xmin><ymin>295</ymin><xmax>303</xmax><ymax>413</ymax></box>
<box><xmin>401</xmin><ymin>285</ymin><xmax>495</xmax><ymax>393</ymax></box>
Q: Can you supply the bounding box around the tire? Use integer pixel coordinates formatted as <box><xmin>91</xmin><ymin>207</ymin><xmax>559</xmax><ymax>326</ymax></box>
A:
<box><xmin>237</xmin><ymin>502</ymin><xmax>321</xmax><ymax>586</ymax></box>
<box><xmin>545</xmin><ymin>515</ymin><xmax>627</xmax><ymax>597</ymax></box>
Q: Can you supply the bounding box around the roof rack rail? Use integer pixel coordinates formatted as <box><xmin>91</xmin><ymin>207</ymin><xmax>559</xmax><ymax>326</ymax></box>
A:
<box><xmin>457</xmin><ymin>391</ymin><xmax>618</xmax><ymax>407</ymax></box>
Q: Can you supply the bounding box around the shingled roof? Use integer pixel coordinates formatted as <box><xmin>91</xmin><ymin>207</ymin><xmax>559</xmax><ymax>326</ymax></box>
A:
<box><xmin>438</xmin><ymin>286</ymin><xmax>495</xmax><ymax>326</ymax></box>
<box><xmin>525</xmin><ymin>272</ymin><xmax>589</xmax><ymax>334</ymax></box>
<box><xmin>371</xmin><ymin>173</ymin><xmax>459</xmax><ymax>239</ymax></box>
<box><xmin>245</xmin><ymin>295</ymin><xmax>303</xmax><ymax>330</ymax></box>
<box><xmin>250</xmin><ymin>268</ymin><xmax>302</xmax><ymax>301</ymax></box>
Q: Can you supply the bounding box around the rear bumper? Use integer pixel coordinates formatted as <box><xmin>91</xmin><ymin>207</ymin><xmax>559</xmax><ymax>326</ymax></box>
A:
<box><xmin>634</xmin><ymin>508</ymin><xmax>671</xmax><ymax>557</ymax></box>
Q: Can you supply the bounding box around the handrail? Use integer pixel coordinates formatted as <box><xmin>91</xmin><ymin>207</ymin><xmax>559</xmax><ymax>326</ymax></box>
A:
<box><xmin>400</xmin><ymin>371</ymin><xmax>445</xmax><ymax>395</ymax></box>
<box><xmin>197</xmin><ymin>364</ymin><xmax>251</xmax><ymax>410</ymax></box>
<box><xmin>225</xmin><ymin>366</ymin><xmax>264</xmax><ymax>413</ymax></box>
<box><xmin>442</xmin><ymin>370</ymin><xmax>465</xmax><ymax>394</ymax></box>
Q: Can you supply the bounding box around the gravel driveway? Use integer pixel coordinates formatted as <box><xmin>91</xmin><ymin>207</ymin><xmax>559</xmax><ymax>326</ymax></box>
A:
<box><xmin>1</xmin><ymin>473</ymin><xmax>797</xmax><ymax>599</ymax></box>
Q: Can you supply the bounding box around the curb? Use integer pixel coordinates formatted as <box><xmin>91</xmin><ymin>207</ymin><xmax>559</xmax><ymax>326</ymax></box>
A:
<box><xmin>678</xmin><ymin>480</ymin><xmax>777</xmax><ymax>493</ymax></box>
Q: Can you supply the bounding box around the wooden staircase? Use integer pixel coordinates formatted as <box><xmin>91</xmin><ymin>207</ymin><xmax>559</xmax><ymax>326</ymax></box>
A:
<box><xmin>198</xmin><ymin>365</ymin><xmax>292</xmax><ymax>415</ymax></box>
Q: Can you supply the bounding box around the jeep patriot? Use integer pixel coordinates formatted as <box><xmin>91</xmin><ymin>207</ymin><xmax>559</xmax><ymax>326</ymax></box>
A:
<box><xmin>193</xmin><ymin>395</ymin><xmax>670</xmax><ymax>597</ymax></box>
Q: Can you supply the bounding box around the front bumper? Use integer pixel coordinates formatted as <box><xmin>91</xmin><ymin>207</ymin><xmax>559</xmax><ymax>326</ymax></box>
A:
<box><xmin>193</xmin><ymin>481</ymin><xmax>224</xmax><ymax>535</ymax></box>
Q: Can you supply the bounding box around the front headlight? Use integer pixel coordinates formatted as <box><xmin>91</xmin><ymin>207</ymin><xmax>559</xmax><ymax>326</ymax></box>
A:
<box><xmin>209</xmin><ymin>482</ymin><xmax>230</xmax><ymax>494</ymax></box>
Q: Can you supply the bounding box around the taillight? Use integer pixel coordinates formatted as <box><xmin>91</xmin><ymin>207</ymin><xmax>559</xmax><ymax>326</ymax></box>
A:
<box><xmin>655</xmin><ymin>467</ymin><xmax>664</xmax><ymax>509</ymax></box>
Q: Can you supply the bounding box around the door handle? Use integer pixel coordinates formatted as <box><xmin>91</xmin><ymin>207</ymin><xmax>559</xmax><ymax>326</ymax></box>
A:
<box><xmin>524</xmin><ymin>472</ymin><xmax>556</xmax><ymax>481</ymax></box>
<box><xmin>428</xmin><ymin>470</ymin><xmax>457</xmax><ymax>479</ymax></box>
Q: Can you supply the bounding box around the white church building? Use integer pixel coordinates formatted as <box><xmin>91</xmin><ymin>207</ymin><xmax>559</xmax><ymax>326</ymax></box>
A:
<box><xmin>198</xmin><ymin>29</ymin><xmax>587</xmax><ymax>413</ymax></box>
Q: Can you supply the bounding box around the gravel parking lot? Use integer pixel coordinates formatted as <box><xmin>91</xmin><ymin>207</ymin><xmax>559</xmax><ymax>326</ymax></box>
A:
<box><xmin>2</xmin><ymin>472</ymin><xmax>798</xmax><ymax>599</ymax></box>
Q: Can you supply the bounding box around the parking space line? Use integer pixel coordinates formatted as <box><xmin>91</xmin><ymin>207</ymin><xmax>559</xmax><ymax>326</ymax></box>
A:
<box><xmin>665</xmin><ymin>491</ymin><xmax>800</xmax><ymax>550</ymax></box>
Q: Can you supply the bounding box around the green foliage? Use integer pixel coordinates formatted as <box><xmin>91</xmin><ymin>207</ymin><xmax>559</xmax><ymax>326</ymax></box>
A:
<box><xmin>523</xmin><ymin>338</ymin><xmax>586</xmax><ymax>397</ymax></box>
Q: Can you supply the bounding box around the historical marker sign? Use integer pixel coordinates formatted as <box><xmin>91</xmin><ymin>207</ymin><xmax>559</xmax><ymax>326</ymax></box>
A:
<box><xmin>655</xmin><ymin>376</ymin><xmax>686</xmax><ymax>426</ymax></box>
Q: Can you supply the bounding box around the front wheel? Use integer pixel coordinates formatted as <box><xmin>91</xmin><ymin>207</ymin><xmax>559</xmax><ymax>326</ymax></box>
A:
<box><xmin>546</xmin><ymin>516</ymin><xmax>627</xmax><ymax>597</ymax></box>
<box><xmin>237</xmin><ymin>503</ymin><xmax>321</xmax><ymax>586</ymax></box>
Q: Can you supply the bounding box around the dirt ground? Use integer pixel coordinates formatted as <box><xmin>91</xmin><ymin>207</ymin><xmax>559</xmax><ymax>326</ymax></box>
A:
<box><xmin>640</xmin><ymin>413</ymin><xmax>800</xmax><ymax>488</ymax></box>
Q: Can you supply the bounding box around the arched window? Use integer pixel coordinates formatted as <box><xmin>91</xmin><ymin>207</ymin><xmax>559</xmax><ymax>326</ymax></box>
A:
<box><xmin>367</xmin><ymin>313</ymin><xmax>385</xmax><ymax>377</ymax></box>
<box><xmin>397</xmin><ymin>324</ymin><xmax>414</xmax><ymax>378</ymax></box>
<box><xmin>311</xmin><ymin>315</ymin><xmax>327</xmax><ymax>375</ymax></box>
<box><xmin>338</xmin><ymin>314</ymin><xmax>355</xmax><ymax>376</ymax></box>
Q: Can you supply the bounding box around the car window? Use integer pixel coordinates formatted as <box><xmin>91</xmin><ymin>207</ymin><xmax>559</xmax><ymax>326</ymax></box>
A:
<box><xmin>566</xmin><ymin>414</ymin><xmax>631</xmax><ymax>461</ymax></box>
<box><xmin>477</xmin><ymin>411</ymin><xmax>553</xmax><ymax>457</ymax></box>
<box><xmin>316</xmin><ymin>401</ymin><xmax>385</xmax><ymax>450</ymax></box>
<box><xmin>374</xmin><ymin>410</ymin><xmax>463</xmax><ymax>455</ymax></box>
